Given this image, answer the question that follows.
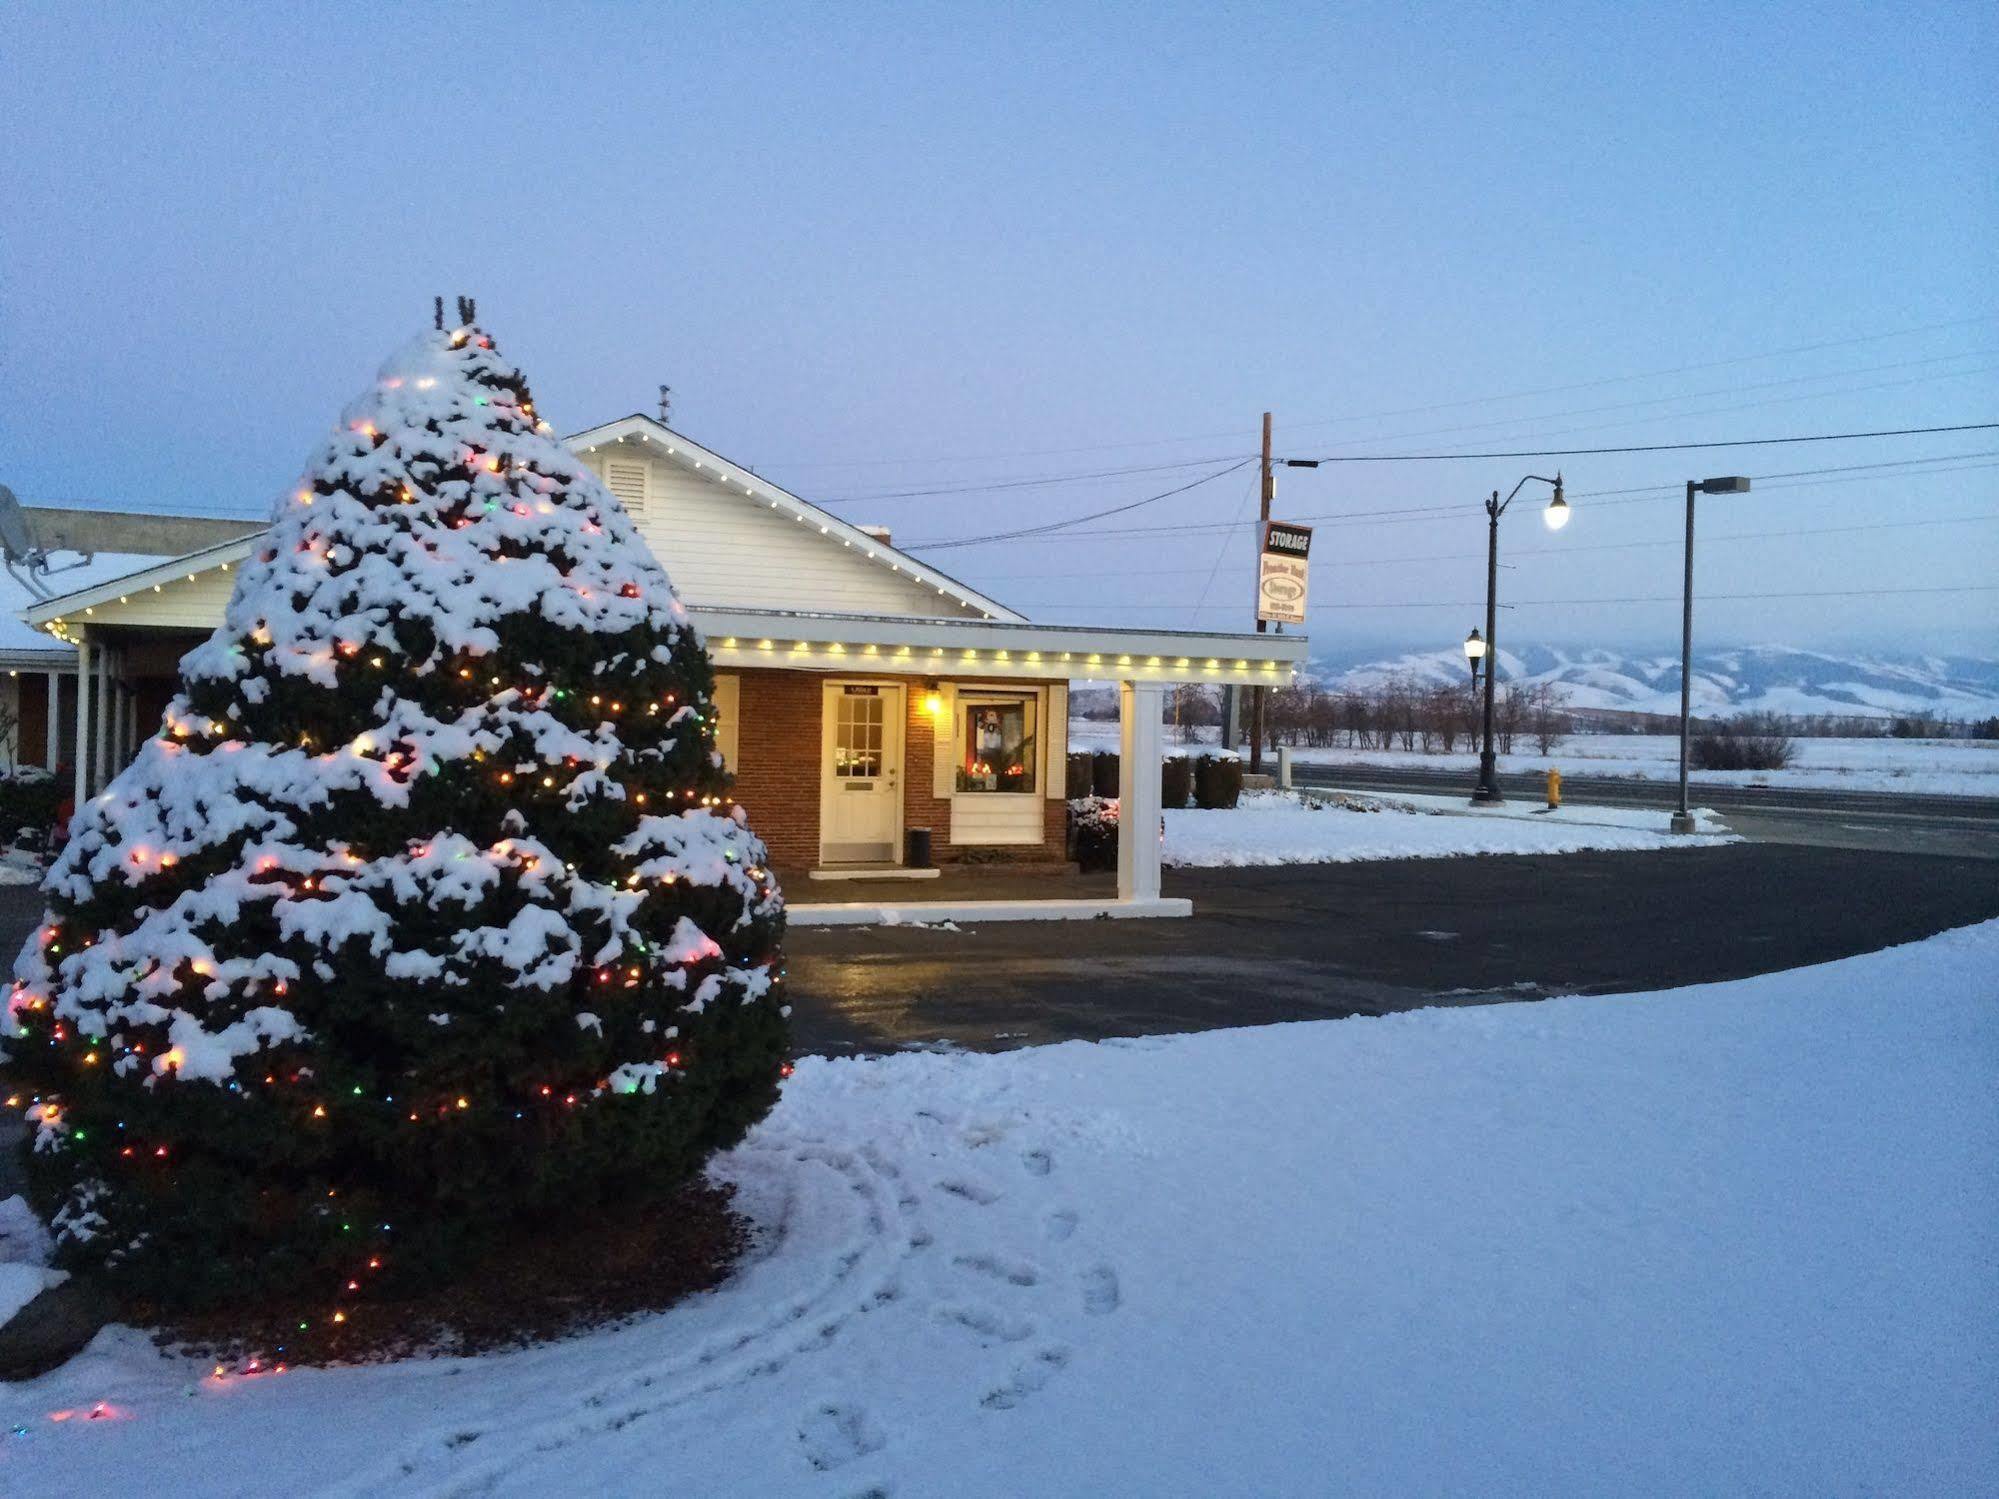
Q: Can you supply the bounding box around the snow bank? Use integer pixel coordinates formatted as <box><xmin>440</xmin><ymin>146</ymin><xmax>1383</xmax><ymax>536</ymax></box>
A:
<box><xmin>1164</xmin><ymin>790</ymin><xmax>1729</xmax><ymax>866</ymax></box>
<box><xmin>6</xmin><ymin>923</ymin><xmax>1996</xmax><ymax>1495</ymax></box>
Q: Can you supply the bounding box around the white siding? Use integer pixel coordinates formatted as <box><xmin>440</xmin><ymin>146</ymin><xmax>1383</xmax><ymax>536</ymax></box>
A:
<box><xmin>72</xmin><ymin>566</ymin><xmax>238</xmax><ymax>629</ymax></box>
<box><xmin>949</xmin><ymin>796</ymin><xmax>1043</xmax><ymax>846</ymax></box>
<box><xmin>578</xmin><ymin>449</ymin><xmax>984</xmax><ymax>620</ymax></box>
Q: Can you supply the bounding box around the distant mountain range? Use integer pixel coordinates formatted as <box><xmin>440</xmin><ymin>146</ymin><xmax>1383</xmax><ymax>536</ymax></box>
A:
<box><xmin>1310</xmin><ymin>645</ymin><xmax>1999</xmax><ymax>722</ymax></box>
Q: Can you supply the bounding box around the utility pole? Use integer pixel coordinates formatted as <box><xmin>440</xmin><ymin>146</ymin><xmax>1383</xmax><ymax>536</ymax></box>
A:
<box><xmin>1249</xmin><ymin>411</ymin><xmax>1273</xmax><ymax>774</ymax></box>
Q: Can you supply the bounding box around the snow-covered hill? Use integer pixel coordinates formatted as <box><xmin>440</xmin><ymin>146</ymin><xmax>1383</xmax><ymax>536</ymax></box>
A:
<box><xmin>1312</xmin><ymin>644</ymin><xmax>1999</xmax><ymax>721</ymax></box>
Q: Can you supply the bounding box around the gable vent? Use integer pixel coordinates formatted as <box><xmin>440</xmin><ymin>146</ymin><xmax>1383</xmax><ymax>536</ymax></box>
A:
<box><xmin>603</xmin><ymin>459</ymin><xmax>649</xmax><ymax>514</ymax></box>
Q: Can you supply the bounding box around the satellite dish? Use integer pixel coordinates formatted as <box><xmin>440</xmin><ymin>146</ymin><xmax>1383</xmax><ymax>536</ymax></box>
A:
<box><xmin>0</xmin><ymin>484</ymin><xmax>38</xmax><ymax>561</ymax></box>
<box><xmin>0</xmin><ymin>483</ymin><xmax>92</xmax><ymax>601</ymax></box>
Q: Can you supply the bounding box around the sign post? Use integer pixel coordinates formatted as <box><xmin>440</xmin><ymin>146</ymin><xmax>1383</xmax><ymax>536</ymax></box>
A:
<box><xmin>1256</xmin><ymin>520</ymin><xmax>1312</xmax><ymax>627</ymax></box>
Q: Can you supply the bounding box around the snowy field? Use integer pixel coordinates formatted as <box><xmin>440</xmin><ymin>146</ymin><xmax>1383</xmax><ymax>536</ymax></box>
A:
<box><xmin>1072</xmin><ymin>721</ymin><xmax>1999</xmax><ymax>797</ymax></box>
<box><xmin>6</xmin><ymin>923</ymin><xmax>1995</xmax><ymax>1497</ymax></box>
<box><xmin>1164</xmin><ymin>790</ymin><xmax>1729</xmax><ymax>866</ymax></box>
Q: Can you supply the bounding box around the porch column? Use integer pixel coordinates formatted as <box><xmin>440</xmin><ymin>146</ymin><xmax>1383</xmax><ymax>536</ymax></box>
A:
<box><xmin>117</xmin><ymin>675</ymin><xmax>133</xmax><ymax>768</ymax></box>
<box><xmin>44</xmin><ymin>671</ymin><xmax>61</xmax><ymax>772</ymax></box>
<box><xmin>94</xmin><ymin>642</ymin><xmax>114</xmax><ymax>794</ymax></box>
<box><xmin>73</xmin><ymin>632</ymin><xmax>93</xmax><ymax>807</ymax></box>
<box><xmin>1116</xmin><ymin>680</ymin><xmax>1165</xmax><ymax>903</ymax></box>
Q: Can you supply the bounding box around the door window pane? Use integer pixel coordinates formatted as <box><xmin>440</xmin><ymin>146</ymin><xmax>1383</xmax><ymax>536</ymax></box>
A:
<box><xmin>835</xmin><ymin>693</ymin><xmax>883</xmax><ymax>778</ymax></box>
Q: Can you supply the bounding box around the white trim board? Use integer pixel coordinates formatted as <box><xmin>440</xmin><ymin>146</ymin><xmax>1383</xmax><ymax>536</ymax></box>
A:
<box><xmin>786</xmin><ymin>897</ymin><xmax>1193</xmax><ymax>926</ymax></box>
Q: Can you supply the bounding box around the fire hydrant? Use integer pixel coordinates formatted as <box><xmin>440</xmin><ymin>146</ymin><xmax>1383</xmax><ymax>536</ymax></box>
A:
<box><xmin>1546</xmin><ymin>768</ymin><xmax>1562</xmax><ymax>809</ymax></box>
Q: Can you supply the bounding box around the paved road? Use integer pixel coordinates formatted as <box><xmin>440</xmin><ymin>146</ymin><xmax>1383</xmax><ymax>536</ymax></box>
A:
<box><xmin>1292</xmin><ymin>761</ymin><xmax>1999</xmax><ymax>859</ymax></box>
<box><xmin>786</xmin><ymin>845</ymin><xmax>1999</xmax><ymax>1056</ymax></box>
<box><xmin>5</xmin><ymin>820</ymin><xmax>1992</xmax><ymax>1064</ymax></box>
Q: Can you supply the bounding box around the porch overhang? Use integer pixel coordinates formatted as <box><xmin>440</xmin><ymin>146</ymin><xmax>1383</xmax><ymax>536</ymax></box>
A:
<box><xmin>696</xmin><ymin>607</ymin><xmax>1306</xmax><ymax>687</ymax></box>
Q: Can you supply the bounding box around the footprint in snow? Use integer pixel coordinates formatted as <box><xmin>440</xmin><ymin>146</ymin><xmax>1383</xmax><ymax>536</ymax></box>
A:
<box><xmin>799</xmin><ymin>1402</ymin><xmax>886</xmax><ymax>1472</ymax></box>
<box><xmin>1081</xmin><ymin>1265</ymin><xmax>1121</xmax><ymax>1316</ymax></box>
<box><xmin>936</xmin><ymin>1177</ymin><xmax>1001</xmax><ymax>1206</ymax></box>
<box><xmin>1020</xmin><ymin>1148</ymin><xmax>1053</xmax><ymax>1177</ymax></box>
<box><xmin>980</xmin><ymin>1345</ymin><xmax>1073</xmax><ymax>1411</ymax></box>
<box><xmin>954</xmin><ymin>1252</ymin><xmax>1040</xmax><ymax>1288</ymax></box>
<box><xmin>1045</xmin><ymin>1208</ymin><xmax>1079</xmax><ymax>1243</ymax></box>
<box><xmin>936</xmin><ymin>1303</ymin><xmax>1035</xmax><ymax>1345</ymax></box>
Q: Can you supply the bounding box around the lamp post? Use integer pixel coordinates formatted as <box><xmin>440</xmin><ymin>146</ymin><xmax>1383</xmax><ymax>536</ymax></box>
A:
<box><xmin>1672</xmin><ymin>475</ymin><xmax>1752</xmax><ymax>833</ymax></box>
<box><xmin>1471</xmin><ymin>474</ymin><xmax>1567</xmax><ymax>804</ymax></box>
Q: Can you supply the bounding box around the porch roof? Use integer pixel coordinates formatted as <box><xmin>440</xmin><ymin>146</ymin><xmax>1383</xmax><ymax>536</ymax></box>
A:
<box><xmin>695</xmin><ymin>607</ymin><xmax>1303</xmax><ymax>686</ymax></box>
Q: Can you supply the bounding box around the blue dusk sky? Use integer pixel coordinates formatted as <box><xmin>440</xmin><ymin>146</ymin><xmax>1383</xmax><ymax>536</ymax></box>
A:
<box><xmin>3</xmin><ymin>2</ymin><xmax>1994</xmax><ymax>656</ymax></box>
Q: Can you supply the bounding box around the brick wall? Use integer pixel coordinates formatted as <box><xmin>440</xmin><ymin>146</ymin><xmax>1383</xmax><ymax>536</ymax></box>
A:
<box><xmin>727</xmin><ymin>667</ymin><xmax>1072</xmax><ymax>872</ymax></box>
<box><xmin>727</xmin><ymin>668</ymin><xmax>823</xmax><ymax>870</ymax></box>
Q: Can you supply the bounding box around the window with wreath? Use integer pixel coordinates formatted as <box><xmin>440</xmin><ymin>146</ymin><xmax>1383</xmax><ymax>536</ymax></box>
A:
<box><xmin>957</xmin><ymin>695</ymin><xmax>1037</xmax><ymax>793</ymax></box>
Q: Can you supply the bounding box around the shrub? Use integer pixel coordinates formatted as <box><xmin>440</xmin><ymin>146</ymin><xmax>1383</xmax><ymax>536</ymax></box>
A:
<box><xmin>1090</xmin><ymin>750</ymin><xmax>1120</xmax><ymax>798</ymax></box>
<box><xmin>1065</xmin><ymin>751</ymin><xmax>1094</xmax><ymax>799</ymax></box>
<box><xmin>1160</xmin><ymin>756</ymin><xmax>1191</xmax><ymax>810</ymax></box>
<box><xmin>1691</xmin><ymin>727</ymin><xmax>1795</xmax><ymax>770</ymax></box>
<box><xmin>1193</xmin><ymin>752</ymin><xmax>1242</xmax><ymax>809</ymax></box>
<box><xmin>1069</xmin><ymin>796</ymin><xmax>1118</xmax><ymax>872</ymax></box>
<box><xmin>0</xmin><ymin>770</ymin><xmax>63</xmax><ymax>846</ymax></box>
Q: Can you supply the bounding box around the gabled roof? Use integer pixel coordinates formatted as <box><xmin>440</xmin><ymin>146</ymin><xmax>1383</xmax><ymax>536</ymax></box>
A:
<box><xmin>564</xmin><ymin>414</ymin><xmax>1024</xmax><ymax>623</ymax></box>
<box><xmin>22</xmin><ymin>534</ymin><xmax>259</xmax><ymax>635</ymax></box>
<box><xmin>23</xmin><ymin>416</ymin><xmax>1034</xmax><ymax>636</ymax></box>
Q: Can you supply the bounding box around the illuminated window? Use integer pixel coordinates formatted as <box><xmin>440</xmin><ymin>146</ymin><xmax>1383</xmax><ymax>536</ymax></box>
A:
<box><xmin>833</xmin><ymin>690</ymin><xmax>884</xmax><ymax>778</ymax></box>
<box><xmin>957</xmin><ymin>695</ymin><xmax>1036</xmax><ymax>793</ymax></box>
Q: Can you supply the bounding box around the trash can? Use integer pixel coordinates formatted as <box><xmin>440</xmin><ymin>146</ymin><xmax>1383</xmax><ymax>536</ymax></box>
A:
<box><xmin>905</xmin><ymin>827</ymin><xmax>933</xmax><ymax>868</ymax></box>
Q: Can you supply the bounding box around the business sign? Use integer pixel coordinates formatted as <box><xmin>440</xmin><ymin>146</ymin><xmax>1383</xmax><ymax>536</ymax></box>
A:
<box><xmin>1256</xmin><ymin>520</ymin><xmax>1312</xmax><ymax>625</ymax></box>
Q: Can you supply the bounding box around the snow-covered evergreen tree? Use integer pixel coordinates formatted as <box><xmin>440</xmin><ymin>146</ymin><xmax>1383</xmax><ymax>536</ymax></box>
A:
<box><xmin>2</xmin><ymin>308</ymin><xmax>789</xmax><ymax>1314</ymax></box>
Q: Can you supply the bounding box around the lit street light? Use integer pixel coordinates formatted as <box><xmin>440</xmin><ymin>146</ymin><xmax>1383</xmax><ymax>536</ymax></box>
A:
<box><xmin>1671</xmin><ymin>475</ymin><xmax>1753</xmax><ymax>833</ymax></box>
<box><xmin>1470</xmin><ymin>474</ymin><xmax>1567</xmax><ymax>804</ymax></box>
<box><xmin>1464</xmin><ymin>627</ymin><xmax>1486</xmax><ymax>685</ymax></box>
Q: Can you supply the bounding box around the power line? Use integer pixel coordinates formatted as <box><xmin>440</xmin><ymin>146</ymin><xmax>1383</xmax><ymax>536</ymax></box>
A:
<box><xmin>812</xmin><ymin>362</ymin><xmax>1997</xmax><ymax>505</ymax></box>
<box><xmin>1283</xmin><ymin>362</ymin><xmax>1999</xmax><ymax>459</ymax></box>
<box><xmin>909</xmin><ymin>459</ymin><xmax>1256</xmax><ymax>551</ymax></box>
<box><xmin>751</xmin><ymin>312</ymin><xmax>1999</xmax><ymax>471</ymax></box>
<box><xmin>1270</xmin><ymin>314</ymin><xmax>1999</xmax><ymax>439</ymax></box>
<box><xmin>1188</xmin><ymin>467</ymin><xmax>1262</xmax><ymax>629</ymax></box>
<box><xmin>969</xmin><ymin>508</ymin><xmax>1999</xmax><ymax>583</ymax></box>
<box><xmin>1028</xmin><ymin>584</ymin><xmax>1999</xmax><ymax>615</ymax></box>
<box><xmin>903</xmin><ymin>446</ymin><xmax>1999</xmax><ymax>550</ymax></box>
<box><xmin>817</xmin><ymin>454</ymin><xmax>1247</xmax><ymax>505</ymax></box>
<box><xmin>1282</xmin><ymin>421</ymin><xmax>1999</xmax><ymax>465</ymax></box>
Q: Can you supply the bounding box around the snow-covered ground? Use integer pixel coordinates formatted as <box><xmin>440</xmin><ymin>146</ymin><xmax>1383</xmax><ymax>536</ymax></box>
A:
<box><xmin>6</xmin><ymin>923</ymin><xmax>1995</xmax><ymax>1497</ymax></box>
<box><xmin>1164</xmin><ymin>790</ymin><xmax>1729</xmax><ymax>866</ymax></box>
<box><xmin>1074</xmin><ymin>721</ymin><xmax>1999</xmax><ymax>797</ymax></box>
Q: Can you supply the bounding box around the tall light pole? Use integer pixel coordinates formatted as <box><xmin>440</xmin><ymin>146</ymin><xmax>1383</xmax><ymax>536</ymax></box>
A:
<box><xmin>1672</xmin><ymin>475</ymin><xmax>1752</xmax><ymax>833</ymax></box>
<box><xmin>1471</xmin><ymin>474</ymin><xmax>1568</xmax><ymax>803</ymax></box>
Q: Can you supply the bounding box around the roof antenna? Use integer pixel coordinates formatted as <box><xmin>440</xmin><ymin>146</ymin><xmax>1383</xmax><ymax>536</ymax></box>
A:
<box><xmin>657</xmin><ymin>384</ymin><xmax>673</xmax><ymax>425</ymax></box>
<box><xmin>433</xmin><ymin>295</ymin><xmax>444</xmax><ymax>331</ymax></box>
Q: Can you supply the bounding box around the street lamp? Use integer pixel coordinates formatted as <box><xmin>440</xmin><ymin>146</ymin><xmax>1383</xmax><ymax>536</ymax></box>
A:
<box><xmin>1471</xmin><ymin>473</ymin><xmax>1567</xmax><ymax>804</ymax></box>
<box><xmin>1464</xmin><ymin>628</ymin><xmax>1486</xmax><ymax>685</ymax></box>
<box><xmin>1671</xmin><ymin>475</ymin><xmax>1752</xmax><ymax>833</ymax></box>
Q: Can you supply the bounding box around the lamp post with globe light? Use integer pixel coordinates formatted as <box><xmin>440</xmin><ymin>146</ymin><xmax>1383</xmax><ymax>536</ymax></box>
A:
<box><xmin>1469</xmin><ymin>475</ymin><xmax>1568</xmax><ymax>803</ymax></box>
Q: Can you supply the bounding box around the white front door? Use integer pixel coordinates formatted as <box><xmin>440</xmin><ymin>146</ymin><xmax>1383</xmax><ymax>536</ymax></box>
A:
<box><xmin>820</xmin><ymin>681</ymin><xmax>904</xmax><ymax>864</ymax></box>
